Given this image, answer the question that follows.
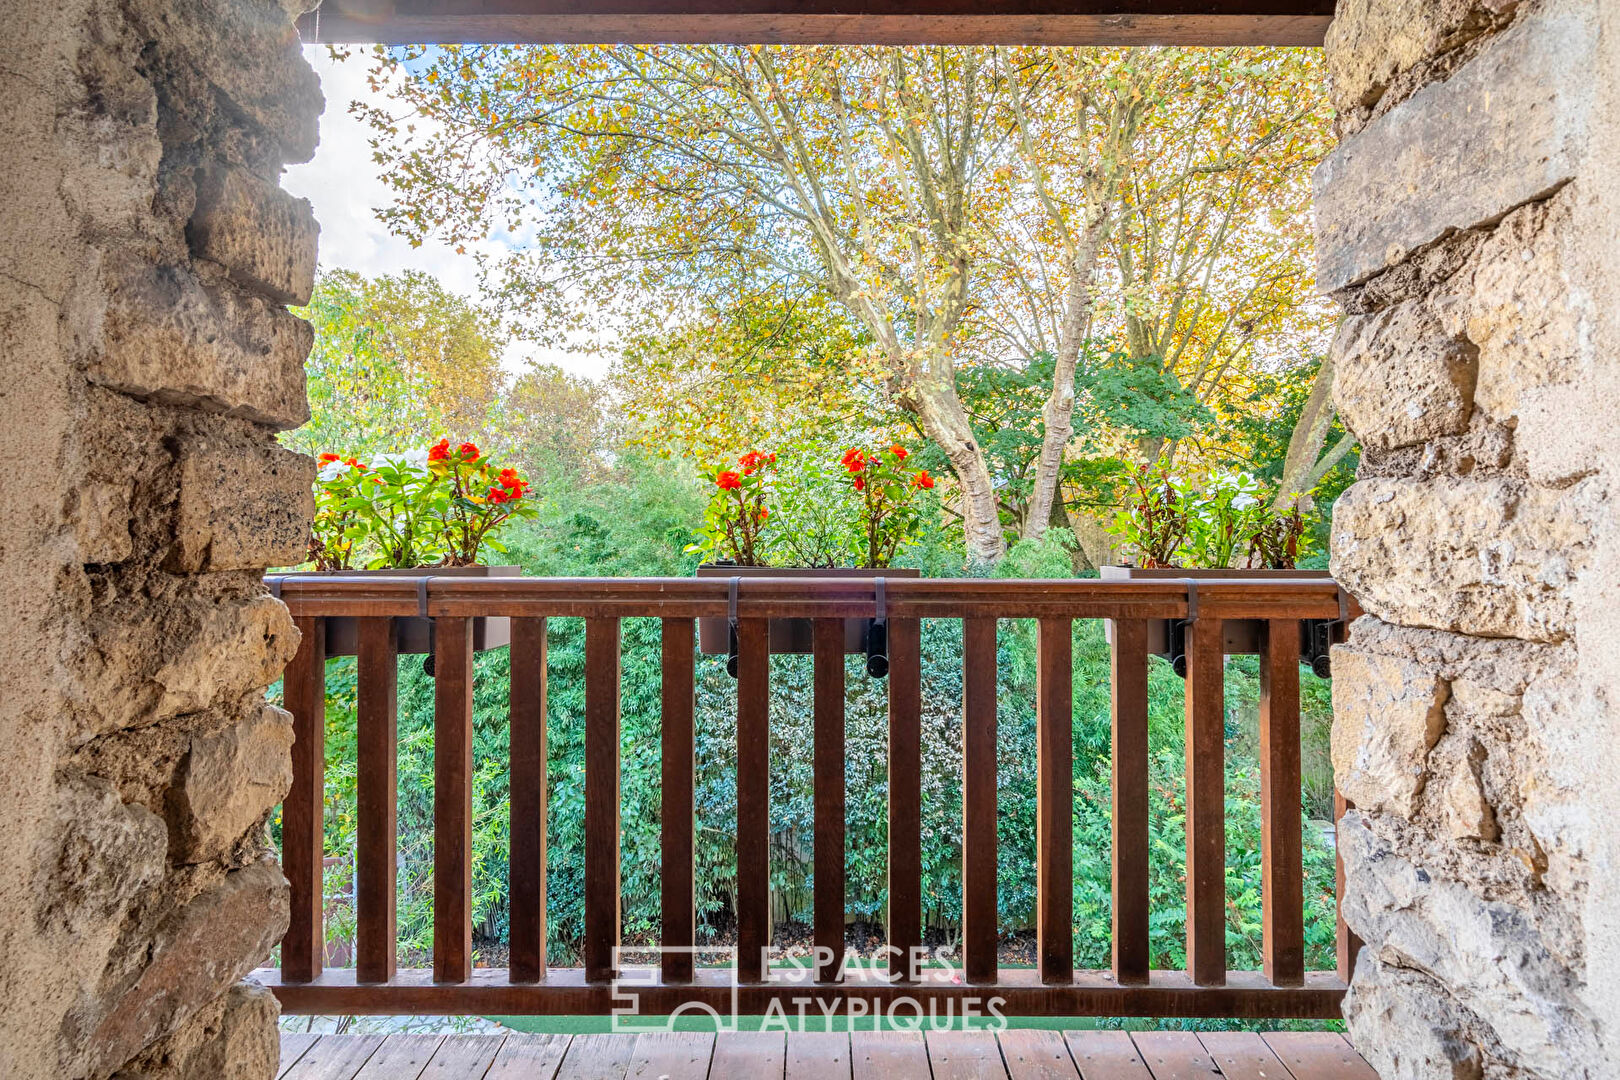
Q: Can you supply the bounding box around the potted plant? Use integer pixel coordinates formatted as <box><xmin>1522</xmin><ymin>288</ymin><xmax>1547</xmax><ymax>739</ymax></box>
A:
<box><xmin>292</xmin><ymin>439</ymin><xmax>537</xmax><ymax>658</ymax></box>
<box><xmin>690</xmin><ymin>446</ymin><xmax>932</xmax><ymax>672</ymax></box>
<box><xmin>1100</xmin><ymin>463</ymin><xmax>1336</xmax><ymax>676</ymax></box>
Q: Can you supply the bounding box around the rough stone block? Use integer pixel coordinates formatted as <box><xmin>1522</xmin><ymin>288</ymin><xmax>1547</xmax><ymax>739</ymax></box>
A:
<box><xmin>1331</xmin><ymin>477</ymin><xmax>1592</xmax><ymax>642</ymax></box>
<box><xmin>83</xmin><ymin>859</ymin><xmax>289</xmax><ymax>1080</ymax></box>
<box><xmin>37</xmin><ymin>774</ymin><xmax>167</xmax><ymax>938</ymax></box>
<box><xmin>172</xmin><ymin>432</ymin><xmax>313</xmax><ymax>573</ymax></box>
<box><xmin>1342</xmin><ymin>950</ymin><xmax>1486</xmax><ymax>1080</ymax></box>
<box><xmin>174</xmin><ymin>706</ymin><xmax>294</xmax><ymax>864</ymax></box>
<box><xmin>109</xmin><ymin>980</ymin><xmax>280</xmax><ymax>1080</ymax></box>
<box><xmin>74</xmin><ymin>249</ymin><xmax>312</xmax><ymax>430</ymax></box>
<box><xmin>1332</xmin><ymin>644</ymin><xmax>1449</xmax><ymax>817</ymax></box>
<box><xmin>1333</xmin><ymin>297</ymin><xmax>1477</xmax><ymax>452</ymax></box>
<box><xmin>189</xmin><ymin>165</ymin><xmax>318</xmax><ymax>306</ymax></box>
<box><xmin>1314</xmin><ymin>1</ymin><xmax>1595</xmax><ymax>292</ymax></box>
<box><xmin>1324</xmin><ymin>0</ymin><xmax>1519</xmax><ymax>113</ymax></box>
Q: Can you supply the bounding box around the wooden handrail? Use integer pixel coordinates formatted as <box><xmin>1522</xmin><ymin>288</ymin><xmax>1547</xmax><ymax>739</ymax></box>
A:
<box><xmin>266</xmin><ymin>573</ymin><xmax>1357</xmax><ymax>1020</ymax></box>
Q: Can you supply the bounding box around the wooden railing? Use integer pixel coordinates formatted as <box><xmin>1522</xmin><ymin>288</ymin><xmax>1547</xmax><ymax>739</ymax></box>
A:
<box><xmin>256</xmin><ymin>574</ymin><xmax>1360</xmax><ymax>1019</ymax></box>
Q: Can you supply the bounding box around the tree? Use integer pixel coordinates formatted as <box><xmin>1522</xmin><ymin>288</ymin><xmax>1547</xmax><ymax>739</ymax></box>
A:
<box><xmin>360</xmin><ymin>43</ymin><xmax>1332</xmax><ymax>563</ymax></box>
<box><xmin>503</xmin><ymin>362</ymin><xmax>611</xmax><ymax>481</ymax></box>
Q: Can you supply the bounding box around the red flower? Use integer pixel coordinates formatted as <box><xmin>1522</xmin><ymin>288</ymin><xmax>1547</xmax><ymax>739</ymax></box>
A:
<box><xmin>344</xmin><ymin>457</ymin><xmax>366</xmax><ymax>471</ymax></box>
<box><xmin>890</xmin><ymin>444</ymin><xmax>908</xmax><ymax>460</ymax></box>
<box><xmin>738</xmin><ymin>450</ymin><xmax>765</xmax><ymax>474</ymax></box>
<box><xmin>487</xmin><ymin>486</ymin><xmax>509</xmax><ymax>504</ymax></box>
<box><xmin>498</xmin><ymin>467</ymin><xmax>523</xmax><ymax>489</ymax></box>
<box><xmin>911</xmin><ymin>470</ymin><xmax>935</xmax><ymax>490</ymax></box>
<box><xmin>459</xmin><ymin>442</ymin><xmax>480</xmax><ymax>461</ymax></box>
<box><xmin>841</xmin><ymin>447</ymin><xmax>867</xmax><ymax>474</ymax></box>
<box><xmin>755</xmin><ymin>507</ymin><xmax>769</xmax><ymax>522</ymax></box>
<box><xmin>318</xmin><ymin>452</ymin><xmax>340</xmax><ymax>463</ymax></box>
<box><xmin>853</xmin><ymin>476</ymin><xmax>866</xmax><ymax>491</ymax></box>
<box><xmin>716</xmin><ymin>471</ymin><xmax>742</xmax><ymax>490</ymax></box>
<box><xmin>428</xmin><ymin>438</ymin><xmax>451</xmax><ymax>462</ymax></box>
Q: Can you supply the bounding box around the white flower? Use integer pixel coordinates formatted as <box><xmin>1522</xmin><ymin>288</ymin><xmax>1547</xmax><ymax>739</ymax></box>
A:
<box><xmin>1231</xmin><ymin>492</ymin><xmax>1258</xmax><ymax>510</ymax></box>
<box><xmin>318</xmin><ymin>459</ymin><xmax>348</xmax><ymax>482</ymax></box>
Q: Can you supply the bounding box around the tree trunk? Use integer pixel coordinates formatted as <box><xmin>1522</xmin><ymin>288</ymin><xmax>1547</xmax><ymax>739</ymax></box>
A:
<box><xmin>902</xmin><ymin>374</ymin><xmax>1006</xmax><ymax>566</ymax></box>
<box><xmin>1274</xmin><ymin>354</ymin><xmax>1339</xmax><ymax>512</ymax></box>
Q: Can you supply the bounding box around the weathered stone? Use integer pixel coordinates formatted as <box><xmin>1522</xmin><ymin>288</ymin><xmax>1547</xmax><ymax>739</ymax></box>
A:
<box><xmin>188</xmin><ymin>165</ymin><xmax>318</xmax><ymax>306</ymax></box>
<box><xmin>72</xmin><ymin>248</ymin><xmax>312</xmax><ymax>430</ymax></box>
<box><xmin>1324</xmin><ymin>0</ymin><xmax>1520</xmax><ymax>113</ymax></box>
<box><xmin>1331</xmin><ymin>477</ymin><xmax>1593</xmax><ymax>642</ymax></box>
<box><xmin>36</xmin><ymin>774</ymin><xmax>167</xmax><ymax>937</ymax></box>
<box><xmin>172</xmin><ymin>432</ymin><xmax>313</xmax><ymax>573</ymax></box>
<box><xmin>1337</xmin><ymin>814</ymin><xmax>1602</xmax><ymax>1077</ymax></box>
<box><xmin>80</xmin><ymin>859</ymin><xmax>289</xmax><ymax>1080</ymax></box>
<box><xmin>174</xmin><ymin>706</ymin><xmax>293</xmax><ymax>864</ymax></box>
<box><xmin>1333</xmin><ymin>297</ymin><xmax>1477</xmax><ymax>452</ymax></box>
<box><xmin>109</xmin><ymin>980</ymin><xmax>280</xmax><ymax>1080</ymax></box>
<box><xmin>1440</xmin><ymin>752</ymin><xmax>1498</xmax><ymax>841</ymax></box>
<box><xmin>1314</xmin><ymin>1</ymin><xmax>1596</xmax><ymax>292</ymax></box>
<box><xmin>1343</xmin><ymin>950</ymin><xmax>1486</xmax><ymax>1080</ymax></box>
<box><xmin>1332</xmin><ymin>644</ymin><xmax>1449</xmax><ymax>816</ymax></box>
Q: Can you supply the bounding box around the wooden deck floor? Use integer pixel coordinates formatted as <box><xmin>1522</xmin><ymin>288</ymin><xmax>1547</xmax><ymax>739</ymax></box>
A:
<box><xmin>278</xmin><ymin>1029</ymin><xmax>1377</xmax><ymax>1079</ymax></box>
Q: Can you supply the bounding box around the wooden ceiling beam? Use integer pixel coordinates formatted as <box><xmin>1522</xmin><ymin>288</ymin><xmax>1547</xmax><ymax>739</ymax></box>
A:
<box><xmin>296</xmin><ymin>1</ymin><xmax>1335</xmax><ymax>47</ymax></box>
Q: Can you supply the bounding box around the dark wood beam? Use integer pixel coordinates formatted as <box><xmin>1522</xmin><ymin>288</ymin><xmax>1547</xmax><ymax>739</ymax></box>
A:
<box><xmin>296</xmin><ymin>1</ymin><xmax>1334</xmax><ymax>47</ymax></box>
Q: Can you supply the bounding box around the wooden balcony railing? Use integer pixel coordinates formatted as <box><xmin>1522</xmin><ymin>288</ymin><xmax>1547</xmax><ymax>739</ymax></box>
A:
<box><xmin>255</xmin><ymin>574</ymin><xmax>1361</xmax><ymax>1019</ymax></box>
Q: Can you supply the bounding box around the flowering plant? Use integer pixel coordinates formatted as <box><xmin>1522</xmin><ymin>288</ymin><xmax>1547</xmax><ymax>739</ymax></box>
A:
<box><xmin>1111</xmin><ymin>459</ymin><xmax>1192</xmax><ymax>568</ymax></box>
<box><xmin>1182</xmin><ymin>471</ymin><xmax>1269</xmax><ymax>569</ymax></box>
<box><xmin>840</xmin><ymin>444</ymin><xmax>934</xmax><ymax>568</ymax></box>
<box><xmin>307</xmin><ymin>439</ymin><xmax>535</xmax><ymax>569</ymax></box>
<box><xmin>1109</xmin><ymin>462</ymin><xmax>1312</xmax><ymax>569</ymax></box>
<box><xmin>685</xmin><ymin>449</ymin><xmax>777</xmax><ymax>566</ymax></box>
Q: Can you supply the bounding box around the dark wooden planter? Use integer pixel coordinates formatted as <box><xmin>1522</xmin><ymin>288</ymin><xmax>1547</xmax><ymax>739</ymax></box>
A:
<box><xmin>695</xmin><ymin>564</ymin><xmax>920</xmax><ymax>656</ymax></box>
<box><xmin>279</xmin><ymin>565</ymin><xmax>521</xmax><ymax>656</ymax></box>
<box><xmin>1100</xmin><ymin>565</ymin><xmax>1340</xmax><ymax>677</ymax></box>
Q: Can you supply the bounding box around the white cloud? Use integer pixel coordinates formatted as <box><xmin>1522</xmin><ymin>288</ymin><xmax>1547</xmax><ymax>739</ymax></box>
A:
<box><xmin>284</xmin><ymin>46</ymin><xmax>609</xmax><ymax>380</ymax></box>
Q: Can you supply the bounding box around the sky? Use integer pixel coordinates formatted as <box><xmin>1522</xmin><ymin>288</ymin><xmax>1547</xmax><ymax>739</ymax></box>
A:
<box><xmin>282</xmin><ymin>47</ymin><xmax>608</xmax><ymax>380</ymax></box>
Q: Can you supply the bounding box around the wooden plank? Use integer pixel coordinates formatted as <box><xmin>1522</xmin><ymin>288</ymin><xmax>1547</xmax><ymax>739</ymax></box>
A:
<box><xmin>661</xmin><ymin>617</ymin><xmax>697</xmax><ymax>984</ymax></box>
<box><xmin>1183</xmin><ymin>615</ymin><xmax>1226</xmax><ymax>987</ymax></box>
<box><xmin>585</xmin><ymin>617</ymin><xmax>623</xmax><ymax>983</ymax></box>
<box><xmin>1110</xmin><ymin>618</ymin><xmax>1150</xmax><ymax>987</ymax></box>
<box><xmin>277</xmin><ymin>1032</ymin><xmax>321</xmax><ymax>1079</ymax></box>
<box><xmin>813</xmin><ymin>617</ymin><xmax>847</xmax><ymax>985</ymax></box>
<box><xmin>1062</xmin><ymin>1031</ymin><xmax>1151</xmax><ymax>1080</ymax></box>
<box><xmin>356</xmin><ymin>618</ymin><xmax>398</xmax><ymax>985</ymax></box>
<box><xmin>1334</xmin><ymin>791</ymin><xmax>1364</xmax><ymax>983</ymax></box>
<box><xmin>421</xmin><ymin>1034</ymin><xmax>503</xmax><ymax>1079</ymax></box>
<box><xmin>1037</xmin><ymin>618</ymin><xmax>1074</xmax><ymax>985</ymax></box>
<box><xmin>887</xmin><ymin>616</ymin><xmax>923</xmax><ymax>983</ymax></box>
<box><xmin>1260</xmin><ymin>619</ymin><xmax>1304</xmax><ymax>987</ymax></box>
<box><xmin>556</xmin><ymin>1032</ymin><xmax>635</xmax><ymax>1080</ymax></box>
<box><xmin>434</xmin><ymin>616</ymin><xmax>475</xmax><ymax>983</ymax></box>
<box><xmin>627</xmin><ymin>1031</ymin><xmax>714</xmax><ymax>1080</ymax></box>
<box><xmin>282</xmin><ymin>615</ymin><xmax>326</xmax><ymax>984</ymax></box>
<box><xmin>297</xmin><ymin>1</ymin><xmax>1335</xmax><ymax>48</ymax></box>
<box><xmin>709</xmin><ymin>1030</ymin><xmax>786</xmax><ymax>1080</ymax></box>
<box><xmin>1262</xmin><ymin>1032</ymin><xmax>1379</xmax><ymax>1080</ymax></box>
<box><xmin>281</xmin><ymin>1034</ymin><xmax>385</xmax><ymax>1080</ymax></box>
<box><xmin>351</xmin><ymin>1034</ymin><xmax>444</xmax><ymax>1079</ymax></box>
<box><xmin>736</xmin><ymin>616</ymin><xmax>771</xmax><ymax>984</ymax></box>
<box><xmin>927</xmin><ymin>1029</ymin><xmax>1009</xmax><ymax>1080</ymax></box>
<box><xmin>786</xmin><ymin>1031</ymin><xmax>851</xmax><ymax>1080</ymax></box>
<box><xmin>962</xmin><ymin>617</ymin><xmax>999</xmax><ymax>985</ymax></box>
<box><xmin>1130</xmin><ymin>1031</ymin><xmax>1218</xmax><ymax>1079</ymax></box>
<box><xmin>851</xmin><ymin>1030</ymin><xmax>931</xmax><ymax>1080</ymax></box>
<box><xmin>996</xmin><ymin>1028</ymin><xmax>1080</xmax><ymax>1080</ymax></box>
<box><xmin>510</xmin><ymin>617</ymin><xmax>549</xmax><ymax>983</ymax></box>
<box><xmin>485</xmin><ymin>1033</ymin><xmax>572</xmax><ymax>1079</ymax></box>
<box><xmin>1195</xmin><ymin>1031</ymin><xmax>1289</xmax><ymax>1080</ymax></box>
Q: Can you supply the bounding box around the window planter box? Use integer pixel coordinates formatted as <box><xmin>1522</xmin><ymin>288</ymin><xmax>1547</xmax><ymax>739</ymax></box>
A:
<box><xmin>275</xmin><ymin>565</ymin><xmax>522</xmax><ymax>656</ymax></box>
<box><xmin>1099</xmin><ymin>565</ymin><xmax>1341</xmax><ymax>677</ymax></box>
<box><xmin>695</xmin><ymin>564</ymin><xmax>920</xmax><ymax>658</ymax></box>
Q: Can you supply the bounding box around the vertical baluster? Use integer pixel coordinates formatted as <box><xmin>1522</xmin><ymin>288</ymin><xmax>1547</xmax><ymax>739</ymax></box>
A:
<box><xmin>887</xmin><ymin>617</ymin><xmax>922</xmax><ymax>984</ymax></box>
<box><xmin>661</xmin><ymin>617</ymin><xmax>696</xmax><ymax>984</ymax></box>
<box><xmin>282</xmin><ymin>615</ymin><xmax>325</xmax><ymax>983</ymax></box>
<box><xmin>1334</xmin><ymin>790</ymin><xmax>1364</xmax><ymax>983</ymax></box>
<box><xmin>1109</xmin><ymin>618</ymin><xmax>1150</xmax><ymax>986</ymax></box>
<box><xmin>584</xmin><ymin>617</ymin><xmax>621</xmax><ymax>983</ymax></box>
<box><xmin>736</xmin><ymin>617</ymin><xmax>770</xmax><ymax>984</ymax></box>
<box><xmin>434</xmin><ymin>616</ymin><xmax>474</xmax><ymax>983</ymax></box>
<box><xmin>1260</xmin><ymin>620</ymin><xmax>1304</xmax><ymax>987</ymax></box>
<box><xmin>510</xmin><ymin>617</ymin><xmax>548</xmax><ymax>983</ymax></box>
<box><xmin>1184</xmin><ymin>615</ymin><xmax>1226</xmax><ymax>987</ymax></box>
<box><xmin>356</xmin><ymin>617</ymin><xmax>397</xmax><ymax>984</ymax></box>
<box><xmin>1036</xmin><ymin>618</ymin><xmax>1073</xmax><ymax>985</ymax></box>
<box><xmin>962</xmin><ymin>618</ymin><xmax>998</xmax><ymax>985</ymax></box>
<box><xmin>812</xmin><ymin>618</ymin><xmax>846</xmax><ymax>985</ymax></box>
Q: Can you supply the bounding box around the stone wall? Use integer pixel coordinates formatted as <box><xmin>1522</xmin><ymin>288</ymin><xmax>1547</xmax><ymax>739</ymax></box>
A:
<box><xmin>0</xmin><ymin>1</ymin><xmax>320</xmax><ymax>1077</ymax></box>
<box><xmin>1317</xmin><ymin>0</ymin><xmax>1620</xmax><ymax>1075</ymax></box>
